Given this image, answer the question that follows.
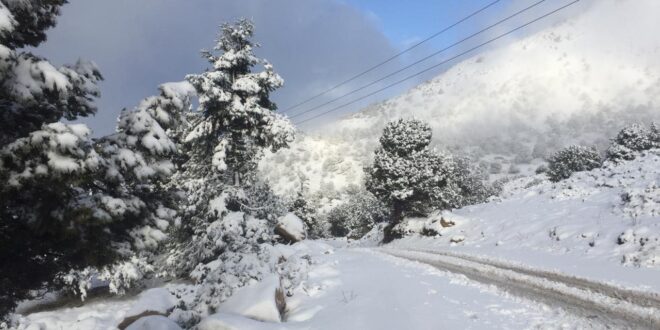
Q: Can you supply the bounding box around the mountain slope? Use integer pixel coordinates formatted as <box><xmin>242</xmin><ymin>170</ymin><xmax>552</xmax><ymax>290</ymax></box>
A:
<box><xmin>261</xmin><ymin>0</ymin><xmax>660</xmax><ymax>200</ymax></box>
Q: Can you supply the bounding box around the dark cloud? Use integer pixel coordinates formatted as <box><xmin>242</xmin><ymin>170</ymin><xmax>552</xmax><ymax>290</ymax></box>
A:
<box><xmin>34</xmin><ymin>0</ymin><xmax>404</xmax><ymax>135</ymax></box>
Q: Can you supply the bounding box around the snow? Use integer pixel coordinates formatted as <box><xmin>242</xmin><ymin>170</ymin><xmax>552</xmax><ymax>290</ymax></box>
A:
<box><xmin>277</xmin><ymin>213</ymin><xmax>305</xmax><ymax>242</ymax></box>
<box><xmin>46</xmin><ymin>151</ymin><xmax>79</xmax><ymax>173</ymax></box>
<box><xmin>281</xmin><ymin>243</ymin><xmax>600</xmax><ymax>329</ymax></box>
<box><xmin>0</xmin><ymin>3</ymin><xmax>16</xmax><ymax>34</ymax></box>
<box><xmin>12</xmin><ymin>284</ymin><xmax>187</xmax><ymax>330</ymax></box>
<box><xmin>388</xmin><ymin>150</ymin><xmax>660</xmax><ymax>290</ymax></box>
<box><xmin>125</xmin><ymin>288</ymin><xmax>177</xmax><ymax>317</ymax></box>
<box><xmin>259</xmin><ymin>0</ymin><xmax>660</xmax><ymax>207</ymax></box>
<box><xmin>216</xmin><ymin>275</ymin><xmax>282</xmax><ymax>322</ymax></box>
<box><xmin>198</xmin><ymin>312</ymin><xmax>282</xmax><ymax>330</ymax></box>
<box><xmin>125</xmin><ymin>316</ymin><xmax>181</xmax><ymax>330</ymax></box>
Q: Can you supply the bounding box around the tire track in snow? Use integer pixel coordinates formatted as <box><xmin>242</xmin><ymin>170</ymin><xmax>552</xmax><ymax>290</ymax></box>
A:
<box><xmin>377</xmin><ymin>248</ymin><xmax>660</xmax><ymax>329</ymax></box>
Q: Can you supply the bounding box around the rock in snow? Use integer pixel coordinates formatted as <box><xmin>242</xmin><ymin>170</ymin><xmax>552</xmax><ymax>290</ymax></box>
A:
<box><xmin>214</xmin><ymin>275</ymin><xmax>284</xmax><ymax>322</ymax></box>
<box><xmin>125</xmin><ymin>315</ymin><xmax>181</xmax><ymax>330</ymax></box>
<box><xmin>126</xmin><ymin>288</ymin><xmax>177</xmax><ymax>317</ymax></box>
<box><xmin>276</xmin><ymin>213</ymin><xmax>306</xmax><ymax>243</ymax></box>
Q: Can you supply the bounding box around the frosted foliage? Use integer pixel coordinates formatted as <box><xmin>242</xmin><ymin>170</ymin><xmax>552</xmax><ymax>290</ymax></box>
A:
<box><xmin>379</xmin><ymin>119</ymin><xmax>432</xmax><ymax>156</ymax></box>
<box><xmin>0</xmin><ymin>49</ymin><xmax>102</xmax><ymax>144</ymax></box>
<box><xmin>171</xmin><ymin>211</ymin><xmax>274</xmax><ymax>319</ymax></box>
<box><xmin>547</xmin><ymin>145</ymin><xmax>602</xmax><ymax>182</ymax></box>
<box><xmin>0</xmin><ymin>0</ymin><xmax>66</xmax><ymax>48</ymax></box>
<box><xmin>184</xmin><ymin>18</ymin><xmax>293</xmax><ymax>180</ymax></box>
<box><xmin>607</xmin><ymin>123</ymin><xmax>659</xmax><ymax>162</ymax></box>
<box><xmin>327</xmin><ymin>188</ymin><xmax>388</xmax><ymax>239</ymax></box>
<box><xmin>0</xmin><ymin>122</ymin><xmax>99</xmax><ymax>186</ymax></box>
<box><xmin>0</xmin><ymin>3</ymin><xmax>16</xmax><ymax>35</ymax></box>
<box><xmin>366</xmin><ymin>120</ymin><xmax>460</xmax><ymax>218</ymax></box>
<box><xmin>88</xmin><ymin>82</ymin><xmax>193</xmax><ymax>295</ymax></box>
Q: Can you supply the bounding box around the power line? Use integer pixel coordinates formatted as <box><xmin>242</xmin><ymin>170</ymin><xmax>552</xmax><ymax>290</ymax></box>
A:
<box><xmin>283</xmin><ymin>0</ymin><xmax>502</xmax><ymax>114</ymax></box>
<box><xmin>289</xmin><ymin>0</ymin><xmax>547</xmax><ymax>120</ymax></box>
<box><xmin>294</xmin><ymin>0</ymin><xmax>580</xmax><ymax>126</ymax></box>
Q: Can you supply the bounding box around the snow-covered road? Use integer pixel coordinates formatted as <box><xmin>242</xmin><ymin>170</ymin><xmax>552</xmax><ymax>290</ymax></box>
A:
<box><xmin>379</xmin><ymin>248</ymin><xmax>660</xmax><ymax>329</ymax></box>
<box><xmin>278</xmin><ymin>246</ymin><xmax>621</xmax><ymax>329</ymax></box>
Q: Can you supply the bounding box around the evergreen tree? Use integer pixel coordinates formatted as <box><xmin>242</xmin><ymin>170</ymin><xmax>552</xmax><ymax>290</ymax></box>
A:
<box><xmin>0</xmin><ymin>2</ymin><xmax>195</xmax><ymax>318</ymax></box>
<box><xmin>365</xmin><ymin>119</ymin><xmax>457</xmax><ymax>231</ymax></box>
<box><xmin>79</xmin><ymin>82</ymin><xmax>195</xmax><ymax>295</ymax></box>
<box><xmin>165</xmin><ymin>19</ymin><xmax>295</xmax><ymax>320</ymax></box>
<box><xmin>0</xmin><ymin>0</ymin><xmax>107</xmax><ymax>318</ymax></box>
<box><xmin>185</xmin><ymin>18</ymin><xmax>293</xmax><ymax>186</ymax></box>
<box><xmin>0</xmin><ymin>0</ymin><xmax>100</xmax><ymax>146</ymax></box>
<box><xmin>449</xmin><ymin>156</ymin><xmax>496</xmax><ymax>207</ymax></box>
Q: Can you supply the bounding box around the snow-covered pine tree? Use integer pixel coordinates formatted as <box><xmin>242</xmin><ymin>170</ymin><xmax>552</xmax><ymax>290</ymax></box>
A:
<box><xmin>0</xmin><ymin>0</ymin><xmax>100</xmax><ymax>146</ymax></box>
<box><xmin>81</xmin><ymin>82</ymin><xmax>195</xmax><ymax>295</ymax></box>
<box><xmin>185</xmin><ymin>18</ymin><xmax>293</xmax><ymax>186</ymax></box>
<box><xmin>0</xmin><ymin>2</ymin><xmax>196</xmax><ymax>319</ymax></box>
<box><xmin>365</xmin><ymin>119</ymin><xmax>457</xmax><ymax>241</ymax></box>
<box><xmin>165</xmin><ymin>19</ymin><xmax>295</xmax><ymax>321</ymax></box>
<box><xmin>0</xmin><ymin>0</ymin><xmax>109</xmax><ymax>318</ymax></box>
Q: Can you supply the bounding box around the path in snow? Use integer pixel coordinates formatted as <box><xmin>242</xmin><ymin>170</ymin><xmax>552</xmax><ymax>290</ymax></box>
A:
<box><xmin>379</xmin><ymin>248</ymin><xmax>660</xmax><ymax>329</ymax></box>
<box><xmin>282</xmin><ymin>247</ymin><xmax>604</xmax><ymax>329</ymax></box>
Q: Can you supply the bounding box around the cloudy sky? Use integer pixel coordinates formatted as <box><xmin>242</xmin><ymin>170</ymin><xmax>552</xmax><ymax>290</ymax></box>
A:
<box><xmin>34</xmin><ymin>0</ymin><xmax>586</xmax><ymax>135</ymax></box>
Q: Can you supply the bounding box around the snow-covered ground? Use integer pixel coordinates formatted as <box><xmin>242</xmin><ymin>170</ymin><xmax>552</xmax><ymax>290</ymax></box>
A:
<box><xmin>14</xmin><ymin>242</ymin><xmax>619</xmax><ymax>330</ymax></box>
<box><xmin>385</xmin><ymin>148</ymin><xmax>660</xmax><ymax>289</ymax></box>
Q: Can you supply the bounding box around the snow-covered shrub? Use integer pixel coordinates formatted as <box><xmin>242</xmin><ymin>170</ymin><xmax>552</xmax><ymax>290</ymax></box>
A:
<box><xmin>233</xmin><ymin>180</ymin><xmax>288</xmax><ymax>222</ymax></box>
<box><xmin>489</xmin><ymin>162</ymin><xmax>503</xmax><ymax>174</ymax></box>
<box><xmin>650</xmin><ymin>122</ymin><xmax>660</xmax><ymax>147</ymax></box>
<box><xmin>290</xmin><ymin>192</ymin><xmax>325</xmax><ymax>239</ymax></box>
<box><xmin>614</xmin><ymin>123</ymin><xmax>653</xmax><ymax>151</ymax></box>
<box><xmin>606</xmin><ymin>123</ymin><xmax>656</xmax><ymax>162</ymax></box>
<box><xmin>327</xmin><ymin>188</ymin><xmax>389</xmax><ymax>239</ymax></box>
<box><xmin>546</xmin><ymin>145</ymin><xmax>602</xmax><ymax>182</ymax></box>
<box><xmin>606</xmin><ymin>143</ymin><xmax>636</xmax><ymax>162</ymax></box>
<box><xmin>448</xmin><ymin>156</ymin><xmax>497</xmax><ymax>207</ymax></box>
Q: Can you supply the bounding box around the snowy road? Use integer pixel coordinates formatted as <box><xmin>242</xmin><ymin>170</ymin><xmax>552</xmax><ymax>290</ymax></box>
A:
<box><xmin>379</xmin><ymin>248</ymin><xmax>660</xmax><ymax>329</ymax></box>
<box><xmin>279</xmin><ymin>245</ymin><xmax>627</xmax><ymax>329</ymax></box>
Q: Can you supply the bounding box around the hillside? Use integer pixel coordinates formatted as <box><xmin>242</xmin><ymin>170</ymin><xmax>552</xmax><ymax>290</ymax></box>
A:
<box><xmin>260</xmin><ymin>0</ymin><xmax>660</xmax><ymax>201</ymax></box>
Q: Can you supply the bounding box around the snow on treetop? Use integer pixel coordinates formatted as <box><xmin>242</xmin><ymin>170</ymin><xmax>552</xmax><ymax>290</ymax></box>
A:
<box><xmin>0</xmin><ymin>3</ymin><xmax>16</xmax><ymax>34</ymax></box>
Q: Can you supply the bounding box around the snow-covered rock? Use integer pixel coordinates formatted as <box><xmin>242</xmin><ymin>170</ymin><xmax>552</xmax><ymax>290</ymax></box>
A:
<box><xmin>216</xmin><ymin>275</ymin><xmax>284</xmax><ymax>323</ymax></box>
<box><xmin>276</xmin><ymin>213</ymin><xmax>306</xmax><ymax>243</ymax></box>
<box><xmin>125</xmin><ymin>315</ymin><xmax>181</xmax><ymax>330</ymax></box>
<box><xmin>125</xmin><ymin>288</ymin><xmax>177</xmax><ymax>318</ymax></box>
<box><xmin>198</xmin><ymin>312</ymin><xmax>282</xmax><ymax>330</ymax></box>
